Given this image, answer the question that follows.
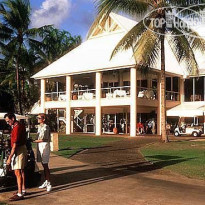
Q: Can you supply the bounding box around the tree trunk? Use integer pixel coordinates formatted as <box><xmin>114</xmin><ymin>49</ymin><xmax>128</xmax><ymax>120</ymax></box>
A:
<box><xmin>16</xmin><ymin>49</ymin><xmax>23</xmax><ymax>115</ymax></box>
<box><xmin>160</xmin><ymin>29</ymin><xmax>168</xmax><ymax>143</ymax></box>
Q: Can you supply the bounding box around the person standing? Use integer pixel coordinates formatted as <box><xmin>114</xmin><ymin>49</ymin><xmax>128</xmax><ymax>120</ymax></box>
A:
<box><xmin>4</xmin><ymin>113</ymin><xmax>27</xmax><ymax>201</ymax></box>
<box><xmin>34</xmin><ymin>113</ymin><xmax>52</xmax><ymax>192</ymax></box>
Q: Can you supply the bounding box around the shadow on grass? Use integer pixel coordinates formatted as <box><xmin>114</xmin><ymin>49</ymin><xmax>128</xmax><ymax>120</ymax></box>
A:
<box><xmin>24</xmin><ymin>155</ymin><xmax>194</xmax><ymax>200</ymax></box>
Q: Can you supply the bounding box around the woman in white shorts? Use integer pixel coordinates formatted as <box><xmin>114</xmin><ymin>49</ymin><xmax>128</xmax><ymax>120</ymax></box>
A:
<box><xmin>34</xmin><ymin>113</ymin><xmax>52</xmax><ymax>192</ymax></box>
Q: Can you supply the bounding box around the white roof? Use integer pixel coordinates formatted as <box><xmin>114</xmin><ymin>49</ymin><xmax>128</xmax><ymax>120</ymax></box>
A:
<box><xmin>0</xmin><ymin>113</ymin><xmax>28</xmax><ymax>120</ymax></box>
<box><xmin>32</xmin><ymin>12</ymin><xmax>203</xmax><ymax>79</ymax></box>
<box><xmin>167</xmin><ymin>102</ymin><xmax>205</xmax><ymax>117</ymax></box>
<box><xmin>29</xmin><ymin>101</ymin><xmax>41</xmax><ymax>115</ymax></box>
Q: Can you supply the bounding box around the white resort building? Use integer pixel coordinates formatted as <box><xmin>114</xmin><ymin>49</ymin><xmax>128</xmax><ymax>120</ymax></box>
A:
<box><xmin>31</xmin><ymin>13</ymin><xmax>205</xmax><ymax>137</ymax></box>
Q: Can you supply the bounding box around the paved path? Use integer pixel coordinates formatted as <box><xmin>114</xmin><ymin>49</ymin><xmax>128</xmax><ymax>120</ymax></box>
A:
<box><xmin>1</xmin><ymin>136</ymin><xmax>205</xmax><ymax>205</ymax></box>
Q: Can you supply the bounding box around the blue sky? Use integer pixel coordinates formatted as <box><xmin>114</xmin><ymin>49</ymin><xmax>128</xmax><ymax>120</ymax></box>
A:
<box><xmin>30</xmin><ymin>0</ymin><xmax>96</xmax><ymax>40</ymax></box>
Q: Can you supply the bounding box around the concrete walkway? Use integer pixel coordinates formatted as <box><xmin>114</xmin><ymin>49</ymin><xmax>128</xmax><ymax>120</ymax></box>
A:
<box><xmin>1</xmin><ymin>136</ymin><xmax>205</xmax><ymax>205</ymax></box>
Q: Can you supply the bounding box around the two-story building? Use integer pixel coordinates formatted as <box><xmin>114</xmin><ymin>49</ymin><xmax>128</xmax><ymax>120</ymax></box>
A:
<box><xmin>31</xmin><ymin>13</ymin><xmax>205</xmax><ymax>137</ymax></box>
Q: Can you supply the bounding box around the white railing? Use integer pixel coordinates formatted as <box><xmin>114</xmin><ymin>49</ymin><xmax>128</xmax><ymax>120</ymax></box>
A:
<box><xmin>101</xmin><ymin>86</ymin><xmax>130</xmax><ymax>98</ymax></box>
<box><xmin>166</xmin><ymin>91</ymin><xmax>180</xmax><ymax>101</ymax></box>
<box><xmin>71</xmin><ymin>89</ymin><xmax>96</xmax><ymax>100</ymax></box>
<box><xmin>45</xmin><ymin>92</ymin><xmax>66</xmax><ymax>101</ymax></box>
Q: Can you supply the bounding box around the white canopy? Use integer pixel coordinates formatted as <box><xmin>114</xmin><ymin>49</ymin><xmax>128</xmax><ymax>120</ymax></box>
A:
<box><xmin>167</xmin><ymin>102</ymin><xmax>205</xmax><ymax>117</ymax></box>
<box><xmin>0</xmin><ymin>113</ymin><xmax>28</xmax><ymax>120</ymax></box>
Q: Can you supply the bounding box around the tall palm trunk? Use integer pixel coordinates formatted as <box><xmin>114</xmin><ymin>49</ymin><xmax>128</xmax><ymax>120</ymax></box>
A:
<box><xmin>16</xmin><ymin>45</ymin><xmax>23</xmax><ymax>115</ymax></box>
<box><xmin>16</xmin><ymin>58</ymin><xmax>23</xmax><ymax>114</ymax></box>
<box><xmin>160</xmin><ymin>16</ymin><xmax>168</xmax><ymax>142</ymax></box>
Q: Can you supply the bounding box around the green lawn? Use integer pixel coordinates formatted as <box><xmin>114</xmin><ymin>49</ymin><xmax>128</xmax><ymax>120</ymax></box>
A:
<box><xmin>140</xmin><ymin>140</ymin><xmax>205</xmax><ymax>180</ymax></box>
<box><xmin>54</xmin><ymin>135</ymin><xmax>121</xmax><ymax>158</ymax></box>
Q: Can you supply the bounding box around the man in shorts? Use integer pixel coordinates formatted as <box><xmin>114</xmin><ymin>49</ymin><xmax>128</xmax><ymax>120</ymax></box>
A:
<box><xmin>5</xmin><ymin>113</ymin><xmax>27</xmax><ymax>201</ymax></box>
<box><xmin>34</xmin><ymin>113</ymin><xmax>52</xmax><ymax>192</ymax></box>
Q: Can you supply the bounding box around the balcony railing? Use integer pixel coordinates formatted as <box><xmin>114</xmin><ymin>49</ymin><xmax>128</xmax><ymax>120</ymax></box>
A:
<box><xmin>44</xmin><ymin>89</ymin><xmax>179</xmax><ymax>102</ymax></box>
<box><xmin>166</xmin><ymin>91</ymin><xmax>180</xmax><ymax>101</ymax></box>
<box><xmin>101</xmin><ymin>86</ymin><xmax>130</xmax><ymax>98</ymax></box>
<box><xmin>71</xmin><ymin>89</ymin><xmax>96</xmax><ymax>100</ymax></box>
<box><xmin>45</xmin><ymin>92</ymin><xmax>66</xmax><ymax>101</ymax></box>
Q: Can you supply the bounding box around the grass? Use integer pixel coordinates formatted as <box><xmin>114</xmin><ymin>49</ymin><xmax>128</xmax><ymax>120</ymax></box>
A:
<box><xmin>140</xmin><ymin>140</ymin><xmax>205</xmax><ymax>180</ymax></box>
<box><xmin>53</xmin><ymin>135</ymin><xmax>121</xmax><ymax>158</ymax></box>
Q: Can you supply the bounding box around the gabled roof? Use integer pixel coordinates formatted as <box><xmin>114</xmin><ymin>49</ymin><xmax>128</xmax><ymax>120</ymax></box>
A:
<box><xmin>32</xmin><ymin>12</ymin><xmax>199</xmax><ymax>79</ymax></box>
<box><xmin>87</xmin><ymin>13</ymin><xmax>137</xmax><ymax>39</ymax></box>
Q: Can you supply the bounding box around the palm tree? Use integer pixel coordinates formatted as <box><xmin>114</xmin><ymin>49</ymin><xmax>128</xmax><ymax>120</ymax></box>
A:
<box><xmin>30</xmin><ymin>26</ymin><xmax>82</xmax><ymax>66</ymax></box>
<box><xmin>89</xmin><ymin>0</ymin><xmax>205</xmax><ymax>142</ymax></box>
<box><xmin>0</xmin><ymin>0</ymin><xmax>51</xmax><ymax>114</ymax></box>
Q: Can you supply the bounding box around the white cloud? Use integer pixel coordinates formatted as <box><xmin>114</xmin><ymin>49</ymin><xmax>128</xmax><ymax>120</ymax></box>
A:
<box><xmin>31</xmin><ymin>0</ymin><xmax>71</xmax><ymax>28</ymax></box>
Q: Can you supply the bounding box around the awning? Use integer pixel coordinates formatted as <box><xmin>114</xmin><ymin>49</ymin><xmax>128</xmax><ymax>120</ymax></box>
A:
<box><xmin>167</xmin><ymin>102</ymin><xmax>205</xmax><ymax>117</ymax></box>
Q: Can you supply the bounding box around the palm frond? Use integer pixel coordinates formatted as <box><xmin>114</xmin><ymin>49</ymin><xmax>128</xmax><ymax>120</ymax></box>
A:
<box><xmin>170</xmin><ymin>0</ymin><xmax>205</xmax><ymax>16</ymax></box>
<box><xmin>25</xmin><ymin>25</ymin><xmax>53</xmax><ymax>37</ymax></box>
<box><xmin>111</xmin><ymin>10</ymin><xmax>159</xmax><ymax>59</ymax></box>
<box><xmin>168</xmin><ymin>29</ymin><xmax>199</xmax><ymax>75</ymax></box>
<box><xmin>110</xmin><ymin>20</ymin><xmax>146</xmax><ymax>59</ymax></box>
<box><xmin>173</xmin><ymin>17</ymin><xmax>205</xmax><ymax>53</ymax></box>
<box><xmin>133</xmin><ymin>29</ymin><xmax>160</xmax><ymax>69</ymax></box>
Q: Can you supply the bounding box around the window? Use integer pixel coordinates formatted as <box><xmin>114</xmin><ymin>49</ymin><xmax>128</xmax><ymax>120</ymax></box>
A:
<box><xmin>152</xmin><ymin>79</ymin><xmax>157</xmax><ymax>89</ymax></box>
<box><xmin>173</xmin><ymin>77</ymin><xmax>179</xmax><ymax>92</ymax></box>
<box><xmin>137</xmin><ymin>80</ymin><xmax>148</xmax><ymax>88</ymax></box>
<box><xmin>141</xmin><ymin>80</ymin><xmax>148</xmax><ymax>88</ymax></box>
<box><xmin>166</xmin><ymin>77</ymin><xmax>171</xmax><ymax>91</ymax></box>
<box><xmin>195</xmin><ymin>77</ymin><xmax>204</xmax><ymax>101</ymax></box>
<box><xmin>102</xmin><ymin>82</ymin><xmax>108</xmax><ymax>88</ymax></box>
<box><xmin>108</xmin><ymin>82</ymin><xmax>119</xmax><ymax>87</ymax></box>
<box><xmin>123</xmin><ymin>81</ymin><xmax>130</xmax><ymax>86</ymax></box>
<box><xmin>185</xmin><ymin>77</ymin><xmax>204</xmax><ymax>102</ymax></box>
<box><xmin>166</xmin><ymin>77</ymin><xmax>179</xmax><ymax>101</ymax></box>
<box><xmin>185</xmin><ymin>79</ymin><xmax>193</xmax><ymax>102</ymax></box>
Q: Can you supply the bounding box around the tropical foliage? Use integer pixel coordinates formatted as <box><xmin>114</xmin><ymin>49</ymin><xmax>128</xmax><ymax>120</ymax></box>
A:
<box><xmin>0</xmin><ymin>0</ymin><xmax>81</xmax><ymax>114</ymax></box>
<box><xmin>89</xmin><ymin>0</ymin><xmax>205</xmax><ymax>142</ymax></box>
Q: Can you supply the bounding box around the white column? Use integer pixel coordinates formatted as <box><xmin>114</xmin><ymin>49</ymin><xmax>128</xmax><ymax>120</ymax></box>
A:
<box><xmin>95</xmin><ymin>72</ymin><xmax>102</xmax><ymax>136</ymax></box>
<box><xmin>130</xmin><ymin>68</ymin><xmax>137</xmax><ymax>137</ymax></box>
<box><xmin>180</xmin><ymin>78</ymin><xmax>185</xmax><ymax>102</ymax></box>
<box><xmin>40</xmin><ymin>79</ymin><xmax>45</xmax><ymax>113</ymax></box>
<box><xmin>157</xmin><ymin>74</ymin><xmax>162</xmax><ymax>136</ymax></box>
<box><xmin>66</xmin><ymin>76</ymin><xmax>71</xmax><ymax>135</ymax></box>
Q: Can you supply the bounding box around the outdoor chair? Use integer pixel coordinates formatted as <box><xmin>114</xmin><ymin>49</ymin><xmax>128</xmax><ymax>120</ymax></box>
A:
<box><xmin>113</xmin><ymin>90</ymin><xmax>126</xmax><ymax>98</ymax></box>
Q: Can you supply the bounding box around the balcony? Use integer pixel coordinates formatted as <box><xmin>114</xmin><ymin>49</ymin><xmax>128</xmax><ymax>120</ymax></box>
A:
<box><xmin>137</xmin><ymin>87</ymin><xmax>157</xmax><ymax>100</ymax></box>
<box><xmin>45</xmin><ymin>92</ymin><xmax>66</xmax><ymax>101</ymax></box>
<box><xmin>101</xmin><ymin>86</ymin><xmax>130</xmax><ymax>99</ymax></box>
<box><xmin>166</xmin><ymin>91</ymin><xmax>180</xmax><ymax>101</ymax></box>
<box><xmin>71</xmin><ymin>88</ymin><xmax>96</xmax><ymax>100</ymax></box>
